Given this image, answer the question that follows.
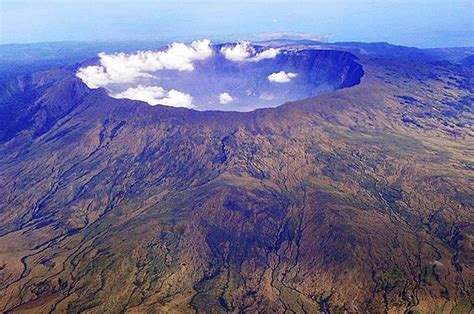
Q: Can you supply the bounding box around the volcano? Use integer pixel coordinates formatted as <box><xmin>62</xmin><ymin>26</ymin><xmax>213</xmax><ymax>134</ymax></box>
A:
<box><xmin>0</xmin><ymin>41</ymin><xmax>472</xmax><ymax>313</ymax></box>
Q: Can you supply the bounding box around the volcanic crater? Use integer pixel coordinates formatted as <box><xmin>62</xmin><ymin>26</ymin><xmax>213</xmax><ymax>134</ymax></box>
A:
<box><xmin>77</xmin><ymin>42</ymin><xmax>365</xmax><ymax>111</ymax></box>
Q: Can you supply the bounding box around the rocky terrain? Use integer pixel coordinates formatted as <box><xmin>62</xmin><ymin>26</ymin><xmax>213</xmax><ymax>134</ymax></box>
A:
<box><xmin>0</xmin><ymin>43</ymin><xmax>473</xmax><ymax>313</ymax></box>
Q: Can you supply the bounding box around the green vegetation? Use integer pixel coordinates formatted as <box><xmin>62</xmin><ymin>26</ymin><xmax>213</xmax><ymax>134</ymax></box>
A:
<box><xmin>451</xmin><ymin>300</ymin><xmax>472</xmax><ymax>314</ymax></box>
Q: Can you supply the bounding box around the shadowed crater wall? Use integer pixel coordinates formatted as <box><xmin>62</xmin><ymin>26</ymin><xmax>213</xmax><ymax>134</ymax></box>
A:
<box><xmin>150</xmin><ymin>46</ymin><xmax>365</xmax><ymax>111</ymax></box>
<box><xmin>78</xmin><ymin>42</ymin><xmax>364</xmax><ymax>112</ymax></box>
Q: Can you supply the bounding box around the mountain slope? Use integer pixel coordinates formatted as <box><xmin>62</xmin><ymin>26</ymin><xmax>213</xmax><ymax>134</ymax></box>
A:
<box><xmin>0</xmin><ymin>51</ymin><xmax>472</xmax><ymax>313</ymax></box>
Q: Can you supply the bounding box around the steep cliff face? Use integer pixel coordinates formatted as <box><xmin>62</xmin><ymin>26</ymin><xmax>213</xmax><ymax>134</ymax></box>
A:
<box><xmin>0</xmin><ymin>50</ymin><xmax>472</xmax><ymax>313</ymax></box>
<box><xmin>94</xmin><ymin>46</ymin><xmax>364</xmax><ymax>111</ymax></box>
<box><xmin>178</xmin><ymin>47</ymin><xmax>364</xmax><ymax>111</ymax></box>
<box><xmin>0</xmin><ymin>69</ymin><xmax>90</xmax><ymax>144</ymax></box>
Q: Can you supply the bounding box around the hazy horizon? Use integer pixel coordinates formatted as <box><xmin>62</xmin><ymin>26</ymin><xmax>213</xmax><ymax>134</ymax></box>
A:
<box><xmin>1</xmin><ymin>0</ymin><xmax>473</xmax><ymax>48</ymax></box>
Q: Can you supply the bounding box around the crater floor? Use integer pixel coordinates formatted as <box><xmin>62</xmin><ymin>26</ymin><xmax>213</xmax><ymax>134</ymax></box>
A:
<box><xmin>78</xmin><ymin>43</ymin><xmax>364</xmax><ymax>111</ymax></box>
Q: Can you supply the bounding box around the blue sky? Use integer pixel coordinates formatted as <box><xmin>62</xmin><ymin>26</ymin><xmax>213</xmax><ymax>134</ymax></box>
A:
<box><xmin>1</xmin><ymin>0</ymin><xmax>473</xmax><ymax>47</ymax></box>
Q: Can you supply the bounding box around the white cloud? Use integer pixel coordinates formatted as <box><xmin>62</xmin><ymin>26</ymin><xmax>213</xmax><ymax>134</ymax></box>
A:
<box><xmin>221</xmin><ymin>41</ymin><xmax>252</xmax><ymax>62</ymax></box>
<box><xmin>219</xmin><ymin>92</ymin><xmax>234</xmax><ymax>104</ymax></box>
<box><xmin>76</xmin><ymin>39</ymin><xmax>213</xmax><ymax>88</ymax></box>
<box><xmin>161</xmin><ymin>89</ymin><xmax>194</xmax><ymax>108</ymax></box>
<box><xmin>267</xmin><ymin>71</ymin><xmax>297</xmax><ymax>83</ymax></box>
<box><xmin>251</xmin><ymin>48</ymin><xmax>280</xmax><ymax>62</ymax></box>
<box><xmin>220</xmin><ymin>41</ymin><xmax>280</xmax><ymax>62</ymax></box>
<box><xmin>111</xmin><ymin>85</ymin><xmax>194</xmax><ymax>109</ymax></box>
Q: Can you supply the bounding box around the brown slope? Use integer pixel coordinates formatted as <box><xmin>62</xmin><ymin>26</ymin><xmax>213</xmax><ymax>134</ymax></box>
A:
<box><xmin>0</xmin><ymin>55</ymin><xmax>472</xmax><ymax>313</ymax></box>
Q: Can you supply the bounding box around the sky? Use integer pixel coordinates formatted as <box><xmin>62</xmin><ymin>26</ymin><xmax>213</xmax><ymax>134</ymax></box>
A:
<box><xmin>0</xmin><ymin>0</ymin><xmax>473</xmax><ymax>47</ymax></box>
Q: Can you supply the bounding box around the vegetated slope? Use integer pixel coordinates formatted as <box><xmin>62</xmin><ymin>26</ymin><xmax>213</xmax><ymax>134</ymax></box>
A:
<box><xmin>0</xmin><ymin>52</ymin><xmax>472</xmax><ymax>313</ymax></box>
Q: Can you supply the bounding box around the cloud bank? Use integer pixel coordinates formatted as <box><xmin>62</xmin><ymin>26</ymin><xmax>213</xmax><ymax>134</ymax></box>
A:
<box><xmin>219</xmin><ymin>92</ymin><xmax>234</xmax><ymax>104</ymax></box>
<box><xmin>112</xmin><ymin>85</ymin><xmax>194</xmax><ymax>108</ymax></box>
<box><xmin>221</xmin><ymin>41</ymin><xmax>279</xmax><ymax>62</ymax></box>
<box><xmin>77</xmin><ymin>39</ymin><xmax>213</xmax><ymax>88</ymax></box>
<box><xmin>267</xmin><ymin>71</ymin><xmax>297</xmax><ymax>83</ymax></box>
